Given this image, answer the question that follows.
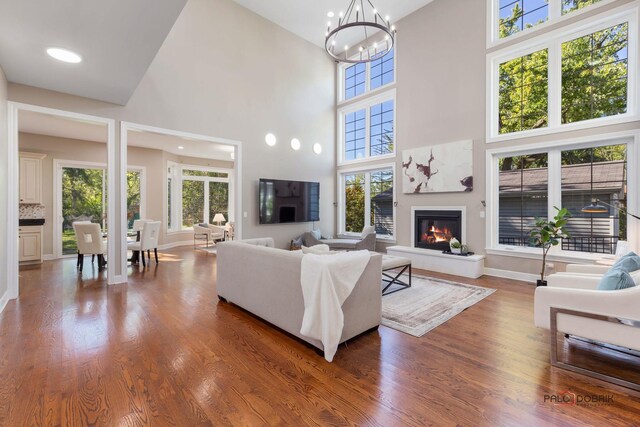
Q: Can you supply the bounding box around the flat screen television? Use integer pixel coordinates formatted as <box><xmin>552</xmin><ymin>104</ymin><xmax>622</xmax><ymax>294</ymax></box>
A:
<box><xmin>259</xmin><ymin>179</ymin><xmax>320</xmax><ymax>224</ymax></box>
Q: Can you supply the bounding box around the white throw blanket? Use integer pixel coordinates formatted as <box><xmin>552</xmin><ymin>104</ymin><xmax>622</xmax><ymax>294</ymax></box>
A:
<box><xmin>300</xmin><ymin>250</ymin><xmax>371</xmax><ymax>362</ymax></box>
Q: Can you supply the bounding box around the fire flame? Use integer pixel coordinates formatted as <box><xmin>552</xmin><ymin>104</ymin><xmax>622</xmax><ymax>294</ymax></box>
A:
<box><xmin>422</xmin><ymin>225</ymin><xmax>452</xmax><ymax>244</ymax></box>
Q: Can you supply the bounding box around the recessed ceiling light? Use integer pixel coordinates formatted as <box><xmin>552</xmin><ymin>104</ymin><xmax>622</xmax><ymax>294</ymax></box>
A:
<box><xmin>46</xmin><ymin>47</ymin><xmax>82</xmax><ymax>64</ymax></box>
<box><xmin>178</xmin><ymin>146</ymin><xmax>184</xmax><ymax>150</ymax></box>
<box><xmin>265</xmin><ymin>133</ymin><xmax>277</xmax><ymax>147</ymax></box>
<box><xmin>327</xmin><ymin>11</ymin><xmax>334</xmax><ymax>18</ymax></box>
<box><xmin>290</xmin><ymin>138</ymin><xmax>301</xmax><ymax>151</ymax></box>
<box><xmin>313</xmin><ymin>143</ymin><xmax>322</xmax><ymax>155</ymax></box>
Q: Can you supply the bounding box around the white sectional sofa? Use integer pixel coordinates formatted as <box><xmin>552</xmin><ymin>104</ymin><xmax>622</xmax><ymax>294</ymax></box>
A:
<box><xmin>215</xmin><ymin>238</ymin><xmax>383</xmax><ymax>352</ymax></box>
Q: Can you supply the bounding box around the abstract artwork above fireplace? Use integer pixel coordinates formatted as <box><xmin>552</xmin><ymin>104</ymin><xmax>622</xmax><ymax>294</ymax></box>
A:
<box><xmin>401</xmin><ymin>140</ymin><xmax>473</xmax><ymax>194</ymax></box>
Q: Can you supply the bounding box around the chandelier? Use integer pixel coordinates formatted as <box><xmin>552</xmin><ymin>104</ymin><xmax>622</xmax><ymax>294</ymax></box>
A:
<box><xmin>325</xmin><ymin>0</ymin><xmax>396</xmax><ymax>64</ymax></box>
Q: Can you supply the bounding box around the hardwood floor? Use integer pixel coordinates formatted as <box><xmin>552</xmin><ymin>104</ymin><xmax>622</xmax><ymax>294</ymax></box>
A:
<box><xmin>2</xmin><ymin>247</ymin><xmax>639</xmax><ymax>426</ymax></box>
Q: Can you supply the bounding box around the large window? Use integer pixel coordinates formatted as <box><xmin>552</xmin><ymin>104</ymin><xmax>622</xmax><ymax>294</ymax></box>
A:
<box><xmin>498</xmin><ymin>154</ymin><xmax>549</xmax><ymax>247</ymax></box>
<box><xmin>341</xmin><ymin>167</ymin><xmax>395</xmax><ymax>238</ymax></box>
<box><xmin>561</xmin><ymin>144</ymin><xmax>627</xmax><ymax>253</ymax></box>
<box><xmin>491</xmin><ymin>0</ymin><xmax>607</xmax><ymax>43</ymax></box>
<box><xmin>345</xmin><ymin>109</ymin><xmax>366</xmax><ymax>161</ymax></box>
<box><xmin>167</xmin><ymin>163</ymin><xmax>232</xmax><ymax>231</ymax></box>
<box><xmin>345</xmin><ymin>63</ymin><xmax>366</xmax><ymax>100</ymax></box>
<box><xmin>561</xmin><ymin>23</ymin><xmax>628</xmax><ymax>123</ymax></box>
<box><xmin>340</xmin><ymin>48</ymin><xmax>395</xmax><ymax>102</ymax></box>
<box><xmin>499</xmin><ymin>48</ymin><xmax>549</xmax><ymax>134</ymax></box>
<box><xmin>339</xmin><ymin>92</ymin><xmax>395</xmax><ymax>164</ymax></box>
<box><xmin>490</xmin><ymin>137</ymin><xmax>635</xmax><ymax>257</ymax></box>
<box><xmin>499</xmin><ymin>0</ymin><xmax>549</xmax><ymax>39</ymax></box>
<box><xmin>338</xmin><ymin>47</ymin><xmax>396</xmax><ymax>239</ymax></box>
<box><xmin>488</xmin><ymin>6</ymin><xmax>637</xmax><ymax>141</ymax></box>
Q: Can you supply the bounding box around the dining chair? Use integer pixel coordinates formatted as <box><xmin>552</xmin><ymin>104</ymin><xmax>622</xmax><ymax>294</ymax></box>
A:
<box><xmin>128</xmin><ymin>221</ymin><xmax>161</xmax><ymax>267</ymax></box>
<box><xmin>74</xmin><ymin>222</ymin><xmax>107</xmax><ymax>272</ymax></box>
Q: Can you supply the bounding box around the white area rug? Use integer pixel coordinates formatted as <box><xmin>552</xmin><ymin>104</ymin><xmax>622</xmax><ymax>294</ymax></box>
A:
<box><xmin>381</xmin><ymin>274</ymin><xmax>496</xmax><ymax>337</ymax></box>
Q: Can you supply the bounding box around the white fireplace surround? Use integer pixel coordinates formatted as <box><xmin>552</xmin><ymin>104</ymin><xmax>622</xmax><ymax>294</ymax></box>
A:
<box><xmin>410</xmin><ymin>206</ymin><xmax>467</xmax><ymax>248</ymax></box>
<box><xmin>388</xmin><ymin>205</ymin><xmax>484</xmax><ymax>279</ymax></box>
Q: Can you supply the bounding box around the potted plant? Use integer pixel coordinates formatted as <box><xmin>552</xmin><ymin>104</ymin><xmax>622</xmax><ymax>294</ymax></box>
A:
<box><xmin>530</xmin><ymin>207</ymin><xmax>571</xmax><ymax>286</ymax></box>
<box><xmin>450</xmin><ymin>238</ymin><xmax>462</xmax><ymax>254</ymax></box>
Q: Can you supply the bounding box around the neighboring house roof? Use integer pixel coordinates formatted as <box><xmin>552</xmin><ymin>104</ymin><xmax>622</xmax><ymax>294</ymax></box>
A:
<box><xmin>372</xmin><ymin>187</ymin><xmax>394</xmax><ymax>201</ymax></box>
<box><xmin>499</xmin><ymin>161</ymin><xmax>625</xmax><ymax>194</ymax></box>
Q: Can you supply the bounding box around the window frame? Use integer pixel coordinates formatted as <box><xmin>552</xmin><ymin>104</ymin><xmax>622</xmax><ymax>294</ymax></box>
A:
<box><xmin>487</xmin><ymin>0</ymin><xmax>621</xmax><ymax>47</ymax></box>
<box><xmin>487</xmin><ymin>4</ymin><xmax>639</xmax><ymax>142</ymax></box>
<box><xmin>485</xmin><ymin>130</ymin><xmax>640</xmax><ymax>262</ymax></box>
<box><xmin>166</xmin><ymin>161</ymin><xmax>234</xmax><ymax>233</ymax></box>
<box><xmin>337</xmin><ymin>88</ymin><xmax>397</xmax><ymax>166</ymax></box>
<box><xmin>337</xmin><ymin>46</ymin><xmax>397</xmax><ymax>105</ymax></box>
<box><xmin>337</xmin><ymin>162</ymin><xmax>397</xmax><ymax>241</ymax></box>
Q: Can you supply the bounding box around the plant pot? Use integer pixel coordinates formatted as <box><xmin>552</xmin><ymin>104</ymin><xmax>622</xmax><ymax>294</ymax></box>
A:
<box><xmin>536</xmin><ymin>279</ymin><xmax>547</xmax><ymax>287</ymax></box>
<box><xmin>451</xmin><ymin>248</ymin><xmax>461</xmax><ymax>254</ymax></box>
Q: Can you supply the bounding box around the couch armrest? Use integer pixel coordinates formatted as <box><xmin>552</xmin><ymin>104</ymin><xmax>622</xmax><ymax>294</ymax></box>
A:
<box><xmin>193</xmin><ymin>225</ymin><xmax>211</xmax><ymax>236</ymax></box>
<box><xmin>534</xmin><ymin>286</ymin><xmax>640</xmax><ymax>350</ymax></box>
<box><xmin>355</xmin><ymin>233</ymin><xmax>376</xmax><ymax>251</ymax></box>
<box><xmin>565</xmin><ymin>264</ymin><xmax>610</xmax><ymax>275</ymax></box>
<box><xmin>547</xmin><ymin>273</ymin><xmax>601</xmax><ymax>290</ymax></box>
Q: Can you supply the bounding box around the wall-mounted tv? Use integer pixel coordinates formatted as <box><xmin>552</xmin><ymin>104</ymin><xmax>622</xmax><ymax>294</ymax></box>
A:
<box><xmin>259</xmin><ymin>179</ymin><xmax>320</xmax><ymax>224</ymax></box>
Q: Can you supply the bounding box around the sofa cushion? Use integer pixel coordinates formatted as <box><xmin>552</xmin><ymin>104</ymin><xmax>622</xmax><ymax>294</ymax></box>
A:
<box><xmin>301</xmin><ymin>244</ymin><xmax>331</xmax><ymax>255</ymax></box>
<box><xmin>597</xmin><ymin>268</ymin><xmax>636</xmax><ymax>290</ymax></box>
<box><xmin>361</xmin><ymin>226</ymin><xmax>376</xmax><ymax>238</ymax></box>
<box><xmin>320</xmin><ymin>239</ymin><xmax>359</xmax><ymax>249</ymax></box>
<box><xmin>311</xmin><ymin>229</ymin><xmax>322</xmax><ymax>241</ymax></box>
<box><xmin>612</xmin><ymin>251</ymin><xmax>640</xmax><ymax>273</ymax></box>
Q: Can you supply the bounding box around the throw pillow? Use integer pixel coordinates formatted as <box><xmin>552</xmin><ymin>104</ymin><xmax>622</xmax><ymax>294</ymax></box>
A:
<box><xmin>361</xmin><ymin>225</ymin><xmax>376</xmax><ymax>238</ymax></box>
<box><xmin>597</xmin><ymin>268</ymin><xmax>636</xmax><ymax>290</ymax></box>
<box><xmin>292</xmin><ymin>235</ymin><xmax>303</xmax><ymax>247</ymax></box>
<box><xmin>311</xmin><ymin>229</ymin><xmax>322</xmax><ymax>241</ymax></box>
<box><xmin>612</xmin><ymin>251</ymin><xmax>640</xmax><ymax>273</ymax></box>
<box><xmin>301</xmin><ymin>244</ymin><xmax>331</xmax><ymax>255</ymax></box>
<box><xmin>199</xmin><ymin>223</ymin><xmax>208</xmax><ymax>227</ymax></box>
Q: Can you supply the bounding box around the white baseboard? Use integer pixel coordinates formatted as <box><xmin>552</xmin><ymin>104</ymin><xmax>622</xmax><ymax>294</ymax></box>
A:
<box><xmin>43</xmin><ymin>254</ymin><xmax>56</xmax><ymax>261</ymax></box>
<box><xmin>0</xmin><ymin>290</ymin><xmax>10</xmax><ymax>314</ymax></box>
<box><xmin>108</xmin><ymin>275</ymin><xmax>127</xmax><ymax>285</ymax></box>
<box><xmin>483</xmin><ymin>267</ymin><xmax>537</xmax><ymax>284</ymax></box>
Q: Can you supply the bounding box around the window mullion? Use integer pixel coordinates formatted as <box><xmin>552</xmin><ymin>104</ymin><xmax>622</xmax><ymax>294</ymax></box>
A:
<box><xmin>364</xmin><ymin>173</ymin><xmax>372</xmax><ymax>228</ymax></box>
<box><xmin>549</xmin><ymin>0</ymin><xmax>562</xmax><ymax>20</ymax></box>
<box><xmin>204</xmin><ymin>180</ymin><xmax>210</xmax><ymax>224</ymax></box>
<box><xmin>547</xmin><ymin>150</ymin><xmax>562</xmax><ymax>221</ymax></box>
<box><xmin>548</xmin><ymin>41</ymin><xmax>562</xmax><ymax>128</ymax></box>
<box><xmin>365</xmin><ymin>106</ymin><xmax>371</xmax><ymax>158</ymax></box>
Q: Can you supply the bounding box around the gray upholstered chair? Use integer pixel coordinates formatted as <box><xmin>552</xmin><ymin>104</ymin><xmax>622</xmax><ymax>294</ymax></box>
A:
<box><xmin>304</xmin><ymin>226</ymin><xmax>377</xmax><ymax>251</ymax></box>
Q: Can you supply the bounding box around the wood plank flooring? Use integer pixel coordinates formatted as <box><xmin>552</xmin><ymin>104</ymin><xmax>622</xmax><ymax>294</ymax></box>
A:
<box><xmin>1</xmin><ymin>247</ymin><xmax>639</xmax><ymax>426</ymax></box>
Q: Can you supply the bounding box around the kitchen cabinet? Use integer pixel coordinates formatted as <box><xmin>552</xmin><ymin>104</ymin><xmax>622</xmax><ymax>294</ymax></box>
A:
<box><xmin>19</xmin><ymin>226</ymin><xmax>43</xmax><ymax>263</ymax></box>
<box><xmin>19</xmin><ymin>152</ymin><xmax>45</xmax><ymax>204</ymax></box>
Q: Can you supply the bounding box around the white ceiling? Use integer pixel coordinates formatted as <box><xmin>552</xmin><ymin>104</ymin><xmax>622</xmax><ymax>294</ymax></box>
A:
<box><xmin>232</xmin><ymin>0</ymin><xmax>434</xmax><ymax>48</ymax></box>
<box><xmin>0</xmin><ymin>0</ymin><xmax>187</xmax><ymax>105</ymax></box>
<box><xmin>19</xmin><ymin>110</ymin><xmax>234</xmax><ymax>161</ymax></box>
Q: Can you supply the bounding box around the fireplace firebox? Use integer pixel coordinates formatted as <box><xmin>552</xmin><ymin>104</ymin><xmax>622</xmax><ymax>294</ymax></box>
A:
<box><xmin>414</xmin><ymin>210</ymin><xmax>462</xmax><ymax>251</ymax></box>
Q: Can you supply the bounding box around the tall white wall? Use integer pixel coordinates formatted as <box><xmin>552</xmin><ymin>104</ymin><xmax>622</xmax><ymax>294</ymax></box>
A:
<box><xmin>8</xmin><ymin>0</ymin><xmax>336</xmax><ymax>253</ymax></box>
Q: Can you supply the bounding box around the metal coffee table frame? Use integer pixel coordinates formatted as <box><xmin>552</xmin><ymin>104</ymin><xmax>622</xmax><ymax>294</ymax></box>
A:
<box><xmin>382</xmin><ymin>263</ymin><xmax>412</xmax><ymax>296</ymax></box>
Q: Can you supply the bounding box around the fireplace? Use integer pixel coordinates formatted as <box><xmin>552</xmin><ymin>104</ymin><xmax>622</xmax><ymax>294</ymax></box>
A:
<box><xmin>414</xmin><ymin>209</ymin><xmax>463</xmax><ymax>251</ymax></box>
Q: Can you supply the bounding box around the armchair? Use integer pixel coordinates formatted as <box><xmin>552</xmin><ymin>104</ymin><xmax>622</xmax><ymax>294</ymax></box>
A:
<box><xmin>535</xmin><ymin>273</ymin><xmax>640</xmax><ymax>391</ymax></box>
<box><xmin>303</xmin><ymin>226</ymin><xmax>377</xmax><ymax>251</ymax></box>
<box><xmin>193</xmin><ymin>223</ymin><xmax>226</xmax><ymax>248</ymax></box>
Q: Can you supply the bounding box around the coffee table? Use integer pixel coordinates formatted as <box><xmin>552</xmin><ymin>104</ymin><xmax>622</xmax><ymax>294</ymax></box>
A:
<box><xmin>381</xmin><ymin>255</ymin><xmax>412</xmax><ymax>296</ymax></box>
